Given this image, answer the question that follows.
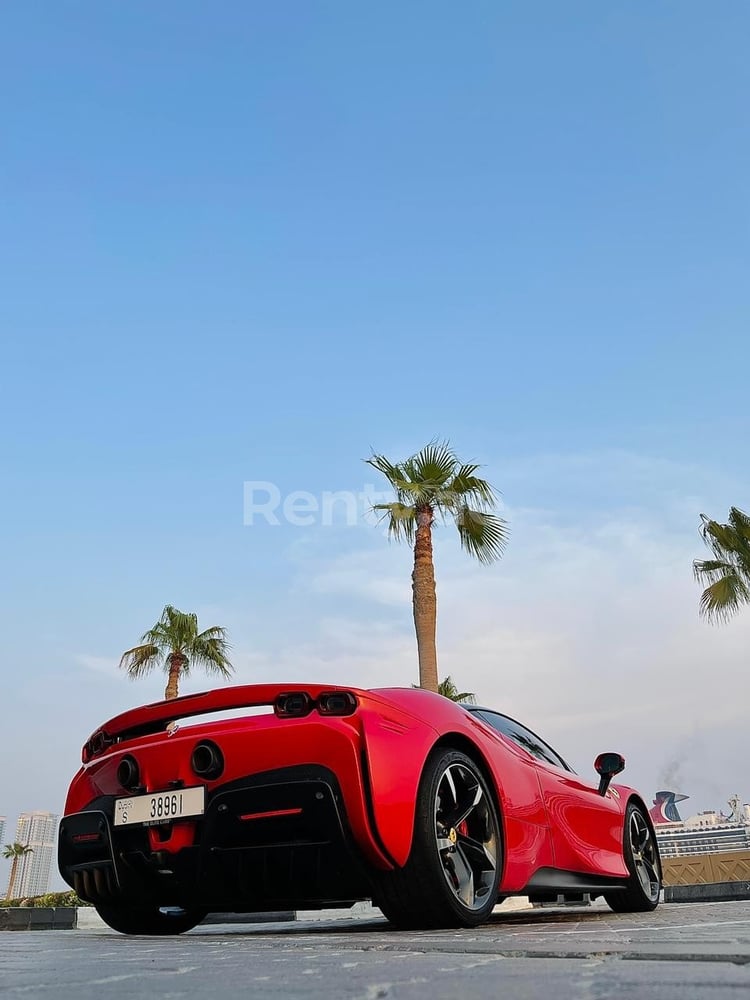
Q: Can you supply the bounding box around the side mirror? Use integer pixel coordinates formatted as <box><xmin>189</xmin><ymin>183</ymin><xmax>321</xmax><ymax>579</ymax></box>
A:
<box><xmin>594</xmin><ymin>752</ymin><xmax>625</xmax><ymax>797</ymax></box>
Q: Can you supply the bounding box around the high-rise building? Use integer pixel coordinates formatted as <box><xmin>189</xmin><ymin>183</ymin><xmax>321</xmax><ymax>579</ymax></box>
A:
<box><xmin>6</xmin><ymin>812</ymin><xmax>58</xmax><ymax>898</ymax></box>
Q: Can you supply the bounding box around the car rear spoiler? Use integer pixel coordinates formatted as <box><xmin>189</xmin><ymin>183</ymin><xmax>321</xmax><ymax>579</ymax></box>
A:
<box><xmin>82</xmin><ymin>683</ymin><xmax>364</xmax><ymax>762</ymax></box>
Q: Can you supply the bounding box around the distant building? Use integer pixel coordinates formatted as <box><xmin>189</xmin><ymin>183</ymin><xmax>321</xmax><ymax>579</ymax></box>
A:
<box><xmin>6</xmin><ymin>812</ymin><xmax>58</xmax><ymax>898</ymax></box>
<box><xmin>0</xmin><ymin>816</ymin><xmax>5</xmax><ymax>848</ymax></box>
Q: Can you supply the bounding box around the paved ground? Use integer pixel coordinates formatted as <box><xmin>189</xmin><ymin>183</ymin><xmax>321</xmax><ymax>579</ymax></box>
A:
<box><xmin>2</xmin><ymin>900</ymin><xmax>750</xmax><ymax>998</ymax></box>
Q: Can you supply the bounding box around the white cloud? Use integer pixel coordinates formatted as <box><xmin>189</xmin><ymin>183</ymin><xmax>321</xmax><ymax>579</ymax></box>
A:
<box><xmin>308</xmin><ymin>550</ymin><xmax>411</xmax><ymax>607</ymax></box>
<box><xmin>75</xmin><ymin>654</ymin><xmax>120</xmax><ymax>677</ymax></box>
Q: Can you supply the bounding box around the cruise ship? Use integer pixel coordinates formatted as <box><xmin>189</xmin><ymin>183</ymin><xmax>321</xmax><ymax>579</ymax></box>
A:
<box><xmin>650</xmin><ymin>791</ymin><xmax>750</xmax><ymax>859</ymax></box>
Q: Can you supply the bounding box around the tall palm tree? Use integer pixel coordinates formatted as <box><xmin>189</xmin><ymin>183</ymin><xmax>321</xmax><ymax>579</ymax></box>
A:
<box><xmin>119</xmin><ymin>605</ymin><xmax>233</xmax><ymax>700</ymax></box>
<box><xmin>437</xmin><ymin>675</ymin><xmax>477</xmax><ymax>704</ymax></box>
<box><xmin>367</xmin><ymin>441</ymin><xmax>508</xmax><ymax>693</ymax></box>
<box><xmin>693</xmin><ymin>507</ymin><xmax>750</xmax><ymax>623</ymax></box>
<box><xmin>3</xmin><ymin>842</ymin><xmax>32</xmax><ymax>900</ymax></box>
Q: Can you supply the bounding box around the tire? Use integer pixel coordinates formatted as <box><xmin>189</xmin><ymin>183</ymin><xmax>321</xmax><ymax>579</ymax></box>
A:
<box><xmin>375</xmin><ymin>748</ymin><xmax>502</xmax><ymax>929</ymax></box>
<box><xmin>95</xmin><ymin>904</ymin><xmax>207</xmax><ymax>935</ymax></box>
<box><xmin>605</xmin><ymin>802</ymin><xmax>661</xmax><ymax>913</ymax></box>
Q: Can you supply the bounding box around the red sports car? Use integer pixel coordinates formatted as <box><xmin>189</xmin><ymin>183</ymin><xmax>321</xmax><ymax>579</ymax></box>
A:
<box><xmin>58</xmin><ymin>684</ymin><xmax>661</xmax><ymax>934</ymax></box>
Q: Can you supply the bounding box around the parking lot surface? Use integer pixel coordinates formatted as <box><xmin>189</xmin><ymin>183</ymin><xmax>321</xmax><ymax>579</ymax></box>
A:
<box><xmin>2</xmin><ymin>900</ymin><xmax>749</xmax><ymax>998</ymax></box>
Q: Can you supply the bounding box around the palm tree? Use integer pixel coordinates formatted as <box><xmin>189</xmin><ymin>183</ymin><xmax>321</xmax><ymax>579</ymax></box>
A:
<box><xmin>437</xmin><ymin>675</ymin><xmax>477</xmax><ymax>704</ymax></box>
<box><xmin>367</xmin><ymin>441</ymin><xmax>508</xmax><ymax>693</ymax></box>
<box><xmin>693</xmin><ymin>507</ymin><xmax>750</xmax><ymax>623</ymax></box>
<box><xmin>412</xmin><ymin>675</ymin><xmax>477</xmax><ymax>702</ymax></box>
<box><xmin>3</xmin><ymin>842</ymin><xmax>32</xmax><ymax>899</ymax></box>
<box><xmin>119</xmin><ymin>605</ymin><xmax>233</xmax><ymax>700</ymax></box>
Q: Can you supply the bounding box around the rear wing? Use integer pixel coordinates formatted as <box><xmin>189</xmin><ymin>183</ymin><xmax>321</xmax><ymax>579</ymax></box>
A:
<box><xmin>82</xmin><ymin>683</ymin><xmax>365</xmax><ymax>762</ymax></box>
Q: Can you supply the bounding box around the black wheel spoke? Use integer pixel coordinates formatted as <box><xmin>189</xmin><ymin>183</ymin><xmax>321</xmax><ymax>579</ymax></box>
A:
<box><xmin>631</xmin><ymin>815</ymin><xmax>649</xmax><ymax>852</ymax></box>
<box><xmin>458</xmin><ymin>832</ymin><xmax>496</xmax><ymax>871</ymax></box>
<box><xmin>439</xmin><ymin>766</ymin><xmax>482</xmax><ymax>829</ymax></box>
<box><xmin>447</xmin><ymin>846</ymin><xmax>475</xmax><ymax>907</ymax></box>
<box><xmin>637</xmin><ymin>861</ymin><xmax>658</xmax><ymax>900</ymax></box>
<box><xmin>642</xmin><ymin>862</ymin><xmax>657</xmax><ymax>887</ymax></box>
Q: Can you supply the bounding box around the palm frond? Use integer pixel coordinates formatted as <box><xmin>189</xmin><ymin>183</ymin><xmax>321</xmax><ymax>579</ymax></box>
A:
<box><xmin>195</xmin><ymin>624</ymin><xmax>229</xmax><ymax>643</ymax></box>
<box><xmin>698</xmin><ymin>573</ymin><xmax>750</xmax><ymax>624</ymax></box>
<box><xmin>728</xmin><ymin>506</ymin><xmax>750</xmax><ymax>538</ymax></box>
<box><xmin>454</xmin><ymin>507</ymin><xmax>509</xmax><ymax>564</ymax></box>
<box><xmin>366</xmin><ymin>454</ymin><xmax>431</xmax><ymax>505</ymax></box>
<box><xmin>140</xmin><ymin>622</ymin><xmax>170</xmax><ymax>648</ymax></box>
<box><xmin>119</xmin><ymin>643</ymin><xmax>161</xmax><ymax>679</ymax></box>
<box><xmin>365</xmin><ymin>454</ymin><xmax>409</xmax><ymax>491</ymax></box>
<box><xmin>437</xmin><ymin>675</ymin><xmax>477</xmax><ymax>704</ymax></box>
<box><xmin>372</xmin><ymin>502</ymin><xmax>417</xmax><ymax>543</ymax></box>
<box><xmin>165</xmin><ymin>606</ymin><xmax>200</xmax><ymax>650</ymax></box>
<box><xmin>693</xmin><ymin>558</ymin><xmax>735</xmax><ymax>584</ymax></box>
<box><xmin>2</xmin><ymin>842</ymin><xmax>33</xmax><ymax>859</ymax></box>
<box><xmin>695</xmin><ymin>508</ymin><xmax>750</xmax><ymax>623</ymax></box>
<box><xmin>700</xmin><ymin>511</ymin><xmax>750</xmax><ymax>561</ymax></box>
<box><xmin>190</xmin><ymin>627</ymin><xmax>233</xmax><ymax>678</ymax></box>
<box><xmin>447</xmin><ymin>465</ymin><xmax>498</xmax><ymax>509</ymax></box>
<box><xmin>407</xmin><ymin>440</ymin><xmax>456</xmax><ymax>488</ymax></box>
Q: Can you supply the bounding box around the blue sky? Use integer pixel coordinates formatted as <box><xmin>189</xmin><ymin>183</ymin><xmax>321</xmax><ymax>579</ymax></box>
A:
<box><xmin>1</xmin><ymin>3</ymin><xmax>749</xmax><ymax>883</ymax></box>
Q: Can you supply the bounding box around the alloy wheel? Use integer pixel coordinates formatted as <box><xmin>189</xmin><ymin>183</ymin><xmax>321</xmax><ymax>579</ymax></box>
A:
<box><xmin>628</xmin><ymin>809</ymin><xmax>660</xmax><ymax>903</ymax></box>
<box><xmin>433</xmin><ymin>761</ymin><xmax>499</xmax><ymax>911</ymax></box>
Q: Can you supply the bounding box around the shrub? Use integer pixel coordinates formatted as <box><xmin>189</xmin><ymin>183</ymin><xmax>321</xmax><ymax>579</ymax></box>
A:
<box><xmin>0</xmin><ymin>890</ymin><xmax>89</xmax><ymax>907</ymax></box>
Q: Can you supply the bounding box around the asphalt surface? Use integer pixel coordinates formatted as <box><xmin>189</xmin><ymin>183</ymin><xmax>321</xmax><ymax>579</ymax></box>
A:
<box><xmin>2</xmin><ymin>900</ymin><xmax>750</xmax><ymax>998</ymax></box>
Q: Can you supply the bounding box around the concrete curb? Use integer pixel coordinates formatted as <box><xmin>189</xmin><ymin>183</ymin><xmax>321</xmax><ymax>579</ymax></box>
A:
<box><xmin>0</xmin><ymin>907</ymin><xmax>77</xmax><ymax>931</ymax></box>
<box><xmin>665</xmin><ymin>881</ymin><xmax>750</xmax><ymax>903</ymax></box>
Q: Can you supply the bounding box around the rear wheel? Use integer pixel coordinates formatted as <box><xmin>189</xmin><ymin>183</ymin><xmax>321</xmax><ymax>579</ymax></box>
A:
<box><xmin>95</xmin><ymin>904</ymin><xmax>206</xmax><ymax>935</ymax></box>
<box><xmin>375</xmin><ymin>748</ymin><xmax>502</xmax><ymax>929</ymax></box>
<box><xmin>605</xmin><ymin>803</ymin><xmax>661</xmax><ymax>913</ymax></box>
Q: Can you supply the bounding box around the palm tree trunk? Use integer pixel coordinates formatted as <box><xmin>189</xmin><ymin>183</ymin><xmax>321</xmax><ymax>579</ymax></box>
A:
<box><xmin>7</xmin><ymin>857</ymin><xmax>18</xmax><ymax>899</ymax></box>
<box><xmin>164</xmin><ymin>653</ymin><xmax>186</xmax><ymax>700</ymax></box>
<box><xmin>412</xmin><ymin>505</ymin><xmax>438</xmax><ymax>692</ymax></box>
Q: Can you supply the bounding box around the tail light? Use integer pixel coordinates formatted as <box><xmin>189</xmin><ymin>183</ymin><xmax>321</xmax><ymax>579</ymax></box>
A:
<box><xmin>274</xmin><ymin>692</ymin><xmax>314</xmax><ymax>718</ymax></box>
<box><xmin>317</xmin><ymin>691</ymin><xmax>357</xmax><ymax>716</ymax></box>
<box><xmin>82</xmin><ymin>729</ymin><xmax>114</xmax><ymax>763</ymax></box>
<box><xmin>274</xmin><ymin>691</ymin><xmax>358</xmax><ymax>717</ymax></box>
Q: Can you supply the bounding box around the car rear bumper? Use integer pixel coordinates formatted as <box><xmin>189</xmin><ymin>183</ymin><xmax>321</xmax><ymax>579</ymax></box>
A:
<box><xmin>59</xmin><ymin>765</ymin><xmax>375</xmax><ymax>911</ymax></box>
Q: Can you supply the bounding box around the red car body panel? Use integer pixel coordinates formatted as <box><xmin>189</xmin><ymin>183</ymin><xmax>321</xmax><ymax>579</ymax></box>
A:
<box><xmin>534</xmin><ymin>765</ymin><xmax>628</xmax><ymax>878</ymax></box>
<box><xmin>59</xmin><ymin>682</ymin><xmax>646</xmax><ymax>912</ymax></box>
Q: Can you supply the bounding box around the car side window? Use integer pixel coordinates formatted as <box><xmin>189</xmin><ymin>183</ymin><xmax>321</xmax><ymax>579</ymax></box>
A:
<box><xmin>475</xmin><ymin>710</ymin><xmax>571</xmax><ymax>771</ymax></box>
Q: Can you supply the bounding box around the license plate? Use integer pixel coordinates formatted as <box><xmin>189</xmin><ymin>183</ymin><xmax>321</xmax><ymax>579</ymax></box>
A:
<box><xmin>114</xmin><ymin>786</ymin><xmax>205</xmax><ymax>827</ymax></box>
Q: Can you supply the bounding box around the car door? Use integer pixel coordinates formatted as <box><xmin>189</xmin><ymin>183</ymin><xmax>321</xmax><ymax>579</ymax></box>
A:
<box><xmin>475</xmin><ymin>711</ymin><xmax>625</xmax><ymax>877</ymax></box>
<box><xmin>532</xmin><ymin>759</ymin><xmax>626</xmax><ymax>876</ymax></box>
